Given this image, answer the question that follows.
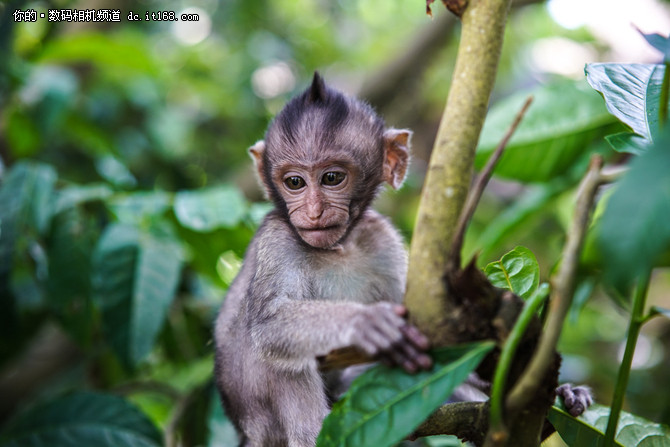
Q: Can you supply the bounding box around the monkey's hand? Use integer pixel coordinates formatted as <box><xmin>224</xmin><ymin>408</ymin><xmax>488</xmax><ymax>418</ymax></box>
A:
<box><xmin>349</xmin><ymin>303</ymin><xmax>432</xmax><ymax>374</ymax></box>
<box><xmin>556</xmin><ymin>383</ymin><xmax>593</xmax><ymax>417</ymax></box>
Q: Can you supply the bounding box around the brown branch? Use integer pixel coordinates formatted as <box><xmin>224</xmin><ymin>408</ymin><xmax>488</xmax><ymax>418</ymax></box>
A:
<box><xmin>505</xmin><ymin>155</ymin><xmax>604</xmax><ymax>415</ymax></box>
<box><xmin>405</xmin><ymin>0</ymin><xmax>514</xmax><ymax>345</ymax></box>
<box><xmin>449</xmin><ymin>95</ymin><xmax>534</xmax><ymax>270</ymax></box>
<box><xmin>413</xmin><ymin>401</ymin><xmax>490</xmax><ymax>445</ymax></box>
<box><xmin>318</xmin><ymin>347</ymin><xmax>371</xmax><ymax>372</ymax></box>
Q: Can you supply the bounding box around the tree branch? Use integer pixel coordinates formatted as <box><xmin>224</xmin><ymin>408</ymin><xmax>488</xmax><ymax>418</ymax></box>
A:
<box><xmin>506</xmin><ymin>155</ymin><xmax>604</xmax><ymax>415</ymax></box>
<box><xmin>405</xmin><ymin>0</ymin><xmax>513</xmax><ymax>344</ymax></box>
<box><xmin>449</xmin><ymin>95</ymin><xmax>533</xmax><ymax>270</ymax></box>
<box><xmin>413</xmin><ymin>401</ymin><xmax>489</xmax><ymax>445</ymax></box>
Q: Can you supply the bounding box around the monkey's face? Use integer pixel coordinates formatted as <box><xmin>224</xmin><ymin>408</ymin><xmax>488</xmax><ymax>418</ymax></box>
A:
<box><xmin>276</xmin><ymin>163</ymin><xmax>355</xmax><ymax>249</ymax></box>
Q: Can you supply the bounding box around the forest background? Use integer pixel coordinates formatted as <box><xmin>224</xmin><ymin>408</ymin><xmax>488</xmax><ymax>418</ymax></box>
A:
<box><xmin>0</xmin><ymin>0</ymin><xmax>669</xmax><ymax>445</ymax></box>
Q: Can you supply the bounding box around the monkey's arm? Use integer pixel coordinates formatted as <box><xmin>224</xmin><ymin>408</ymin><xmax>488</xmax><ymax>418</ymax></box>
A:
<box><xmin>248</xmin><ymin>296</ymin><xmax>431</xmax><ymax>372</ymax></box>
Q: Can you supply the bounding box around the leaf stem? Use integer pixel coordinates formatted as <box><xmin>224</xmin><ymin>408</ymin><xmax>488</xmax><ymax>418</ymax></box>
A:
<box><xmin>489</xmin><ymin>284</ymin><xmax>549</xmax><ymax>431</ymax></box>
<box><xmin>603</xmin><ymin>270</ymin><xmax>652</xmax><ymax>446</ymax></box>
<box><xmin>660</xmin><ymin>63</ymin><xmax>670</xmax><ymax>128</ymax></box>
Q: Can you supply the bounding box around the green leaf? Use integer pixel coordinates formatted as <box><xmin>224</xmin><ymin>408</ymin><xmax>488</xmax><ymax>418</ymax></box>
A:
<box><xmin>604</xmin><ymin>132</ymin><xmax>651</xmax><ymax>155</ymax></box>
<box><xmin>649</xmin><ymin>306</ymin><xmax>670</xmax><ymax>320</ymax></box>
<box><xmin>638</xmin><ymin>30</ymin><xmax>670</xmax><ymax>63</ymax></box>
<box><xmin>96</xmin><ymin>155</ymin><xmax>137</xmax><ymax>189</ymax></box>
<box><xmin>46</xmin><ymin>209</ymin><xmax>98</xmax><ymax>346</ymax></box>
<box><xmin>55</xmin><ymin>183</ymin><xmax>113</xmax><ymax>214</ymax></box>
<box><xmin>548</xmin><ymin>403</ymin><xmax>624</xmax><ymax>447</ymax></box>
<box><xmin>0</xmin><ymin>391</ymin><xmax>162</xmax><ymax>447</ymax></box>
<box><xmin>317</xmin><ymin>342</ymin><xmax>495</xmax><ymax>447</ymax></box>
<box><xmin>37</xmin><ymin>32</ymin><xmax>159</xmax><ymax>75</ymax></box>
<box><xmin>92</xmin><ymin>223</ymin><xmax>184</xmax><ymax>367</ymax></box>
<box><xmin>174</xmin><ymin>186</ymin><xmax>247</xmax><ymax>231</ymax></box>
<box><xmin>598</xmin><ymin>130</ymin><xmax>670</xmax><ymax>289</ymax></box>
<box><xmin>484</xmin><ymin>246</ymin><xmax>540</xmax><ymax>299</ymax></box>
<box><xmin>0</xmin><ymin>162</ymin><xmax>57</xmax><ymax>283</ymax></box>
<box><xmin>550</xmin><ymin>402</ymin><xmax>670</xmax><ymax>447</ymax></box>
<box><xmin>585</xmin><ymin>63</ymin><xmax>667</xmax><ymax>143</ymax></box>
<box><xmin>108</xmin><ymin>191</ymin><xmax>172</xmax><ymax>225</ymax></box>
<box><xmin>476</xmin><ymin>79</ymin><xmax>616</xmax><ymax>182</ymax></box>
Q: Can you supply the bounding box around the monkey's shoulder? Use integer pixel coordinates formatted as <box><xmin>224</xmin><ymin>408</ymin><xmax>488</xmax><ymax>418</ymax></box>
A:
<box><xmin>346</xmin><ymin>209</ymin><xmax>406</xmax><ymax>253</ymax></box>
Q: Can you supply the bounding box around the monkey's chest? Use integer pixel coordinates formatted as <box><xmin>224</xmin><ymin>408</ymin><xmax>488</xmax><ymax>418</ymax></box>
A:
<box><xmin>307</xmin><ymin>257</ymin><xmax>392</xmax><ymax>304</ymax></box>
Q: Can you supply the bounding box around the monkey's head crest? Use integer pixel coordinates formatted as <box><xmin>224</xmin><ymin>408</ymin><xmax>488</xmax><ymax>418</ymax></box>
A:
<box><xmin>306</xmin><ymin>71</ymin><xmax>328</xmax><ymax>104</ymax></box>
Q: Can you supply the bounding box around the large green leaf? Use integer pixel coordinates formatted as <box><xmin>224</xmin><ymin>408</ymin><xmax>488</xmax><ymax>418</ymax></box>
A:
<box><xmin>108</xmin><ymin>191</ymin><xmax>172</xmax><ymax>225</ymax></box>
<box><xmin>317</xmin><ymin>342</ymin><xmax>495</xmax><ymax>447</ymax></box>
<box><xmin>475</xmin><ymin>79</ymin><xmax>616</xmax><ymax>182</ymax></box>
<box><xmin>46</xmin><ymin>209</ymin><xmax>98</xmax><ymax>346</ymax></box>
<box><xmin>91</xmin><ymin>223</ymin><xmax>184</xmax><ymax>367</ymax></box>
<box><xmin>597</xmin><ymin>130</ymin><xmax>670</xmax><ymax>289</ymax></box>
<box><xmin>484</xmin><ymin>246</ymin><xmax>539</xmax><ymax>299</ymax></box>
<box><xmin>0</xmin><ymin>391</ymin><xmax>162</xmax><ymax>447</ymax></box>
<box><xmin>0</xmin><ymin>162</ymin><xmax>57</xmax><ymax>307</ymax></box>
<box><xmin>586</xmin><ymin>63</ymin><xmax>667</xmax><ymax>144</ymax></box>
<box><xmin>550</xmin><ymin>403</ymin><xmax>670</xmax><ymax>447</ymax></box>
<box><xmin>174</xmin><ymin>186</ymin><xmax>247</xmax><ymax>231</ymax></box>
<box><xmin>548</xmin><ymin>404</ymin><xmax>624</xmax><ymax>447</ymax></box>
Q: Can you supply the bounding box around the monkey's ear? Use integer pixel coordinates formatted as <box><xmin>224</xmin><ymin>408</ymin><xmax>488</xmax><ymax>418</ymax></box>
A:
<box><xmin>307</xmin><ymin>71</ymin><xmax>327</xmax><ymax>103</ymax></box>
<box><xmin>382</xmin><ymin>128</ymin><xmax>412</xmax><ymax>189</ymax></box>
<box><xmin>249</xmin><ymin>140</ymin><xmax>271</xmax><ymax>196</ymax></box>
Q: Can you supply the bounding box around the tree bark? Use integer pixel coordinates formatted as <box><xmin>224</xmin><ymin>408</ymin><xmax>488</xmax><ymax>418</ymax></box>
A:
<box><xmin>405</xmin><ymin>0</ymin><xmax>512</xmax><ymax>344</ymax></box>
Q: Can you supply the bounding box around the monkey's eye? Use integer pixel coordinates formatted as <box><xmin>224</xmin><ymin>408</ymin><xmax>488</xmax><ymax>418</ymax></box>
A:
<box><xmin>322</xmin><ymin>172</ymin><xmax>345</xmax><ymax>186</ymax></box>
<box><xmin>284</xmin><ymin>176</ymin><xmax>305</xmax><ymax>190</ymax></box>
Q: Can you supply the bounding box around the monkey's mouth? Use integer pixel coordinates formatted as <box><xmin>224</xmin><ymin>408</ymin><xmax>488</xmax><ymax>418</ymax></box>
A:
<box><xmin>299</xmin><ymin>225</ymin><xmax>341</xmax><ymax>233</ymax></box>
<box><xmin>297</xmin><ymin>225</ymin><xmax>344</xmax><ymax>248</ymax></box>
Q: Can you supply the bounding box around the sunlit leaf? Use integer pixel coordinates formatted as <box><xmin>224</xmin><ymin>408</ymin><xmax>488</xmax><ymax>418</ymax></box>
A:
<box><xmin>37</xmin><ymin>32</ymin><xmax>158</xmax><ymax>75</ymax></box>
<box><xmin>174</xmin><ymin>186</ymin><xmax>247</xmax><ymax>231</ymax></box>
<box><xmin>476</xmin><ymin>79</ymin><xmax>616</xmax><ymax>182</ymax></box>
<box><xmin>484</xmin><ymin>246</ymin><xmax>540</xmax><ymax>299</ymax></box>
<box><xmin>586</xmin><ymin>63</ymin><xmax>667</xmax><ymax>143</ymax></box>
<box><xmin>317</xmin><ymin>342</ymin><xmax>495</xmax><ymax>447</ymax></box>
<box><xmin>108</xmin><ymin>191</ymin><xmax>172</xmax><ymax>225</ymax></box>
<box><xmin>0</xmin><ymin>391</ymin><xmax>162</xmax><ymax>447</ymax></box>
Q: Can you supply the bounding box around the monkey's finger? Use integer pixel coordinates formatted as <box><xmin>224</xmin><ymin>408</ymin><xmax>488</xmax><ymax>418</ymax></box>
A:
<box><xmin>394</xmin><ymin>339</ymin><xmax>433</xmax><ymax>371</ymax></box>
<box><xmin>392</xmin><ymin>305</ymin><xmax>408</xmax><ymax>317</ymax></box>
<box><xmin>370</xmin><ymin>310</ymin><xmax>406</xmax><ymax>343</ymax></box>
<box><xmin>382</xmin><ymin>347</ymin><xmax>418</xmax><ymax>374</ymax></box>
<box><xmin>400</xmin><ymin>325</ymin><xmax>430</xmax><ymax>351</ymax></box>
<box><xmin>355</xmin><ymin>336</ymin><xmax>380</xmax><ymax>357</ymax></box>
<box><xmin>365</xmin><ymin>326</ymin><xmax>397</xmax><ymax>352</ymax></box>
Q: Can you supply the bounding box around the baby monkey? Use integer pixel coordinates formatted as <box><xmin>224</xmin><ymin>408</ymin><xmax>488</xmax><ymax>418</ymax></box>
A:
<box><xmin>214</xmin><ymin>72</ymin><xmax>432</xmax><ymax>447</ymax></box>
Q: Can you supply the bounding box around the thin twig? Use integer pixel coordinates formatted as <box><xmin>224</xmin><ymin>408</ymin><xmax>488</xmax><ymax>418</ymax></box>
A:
<box><xmin>506</xmin><ymin>154</ymin><xmax>604</xmax><ymax>415</ymax></box>
<box><xmin>449</xmin><ymin>95</ymin><xmax>533</xmax><ymax>270</ymax></box>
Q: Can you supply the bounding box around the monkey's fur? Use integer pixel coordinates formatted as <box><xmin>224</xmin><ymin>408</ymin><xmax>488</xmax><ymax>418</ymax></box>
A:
<box><xmin>214</xmin><ymin>73</ymin><xmax>431</xmax><ymax>447</ymax></box>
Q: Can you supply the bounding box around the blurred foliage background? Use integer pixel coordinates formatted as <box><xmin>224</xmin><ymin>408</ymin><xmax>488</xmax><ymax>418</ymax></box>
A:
<box><xmin>0</xmin><ymin>0</ymin><xmax>669</xmax><ymax>445</ymax></box>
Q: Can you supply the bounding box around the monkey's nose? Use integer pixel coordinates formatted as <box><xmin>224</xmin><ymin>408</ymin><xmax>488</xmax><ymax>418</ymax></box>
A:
<box><xmin>306</xmin><ymin>205</ymin><xmax>324</xmax><ymax>221</ymax></box>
